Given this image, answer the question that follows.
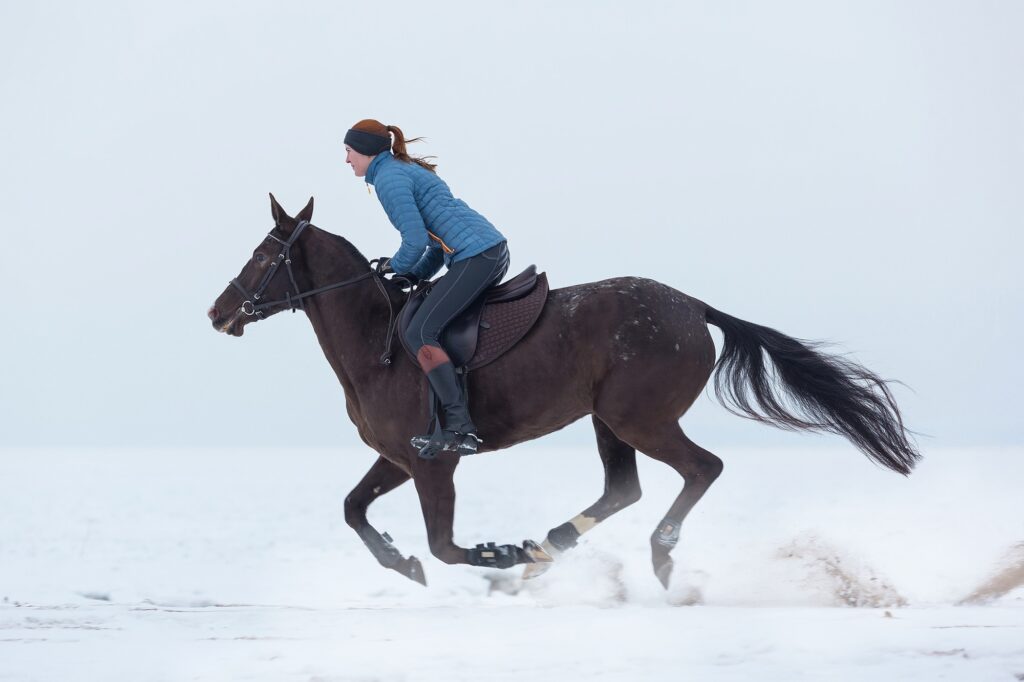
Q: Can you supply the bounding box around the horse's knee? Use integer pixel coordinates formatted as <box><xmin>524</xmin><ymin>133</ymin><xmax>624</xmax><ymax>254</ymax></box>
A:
<box><xmin>597</xmin><ymin>481</ymin><xmax>642</xmax><ymax>516</ymax></box>
<box><xmin>343</xmin><ymin>493</ymin><xmax>365</xmax><ymax>529</ymax></box>
<box><xmin>615</xmin><ymin>480</ymin><xmax>643</xmax><ymax>508</ymax></box>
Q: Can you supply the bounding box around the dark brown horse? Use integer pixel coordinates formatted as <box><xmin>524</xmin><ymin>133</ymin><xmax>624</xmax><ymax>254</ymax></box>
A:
<box><xmin>208</xmin><ymin>195</ymin><xmax>919</xmax><ymax>588</ymax></box>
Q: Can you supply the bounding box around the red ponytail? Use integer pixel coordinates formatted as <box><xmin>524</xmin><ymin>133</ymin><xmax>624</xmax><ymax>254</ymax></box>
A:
<box><xmin>350</xmin><ymin>119</ymin><xmax>438</xmax><ymax>173</ymax></box>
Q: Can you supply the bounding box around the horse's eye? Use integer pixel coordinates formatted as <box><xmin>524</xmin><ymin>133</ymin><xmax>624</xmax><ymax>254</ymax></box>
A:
<box><xmin>255</xmin><ymin>253</ymin><xmax>267</xmax><ymax>263</ymax></box>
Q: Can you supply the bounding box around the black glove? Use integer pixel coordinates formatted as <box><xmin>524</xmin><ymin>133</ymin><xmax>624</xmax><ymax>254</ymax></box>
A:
<box><xmin>392</xmin><ymin>273</ymin><xmax>421</xmax><ymax>290</ymax></box>
<box><xmin>374</xmin><ymin>257</ymin><xmax>394</xmax><ymax>275</ymax></box>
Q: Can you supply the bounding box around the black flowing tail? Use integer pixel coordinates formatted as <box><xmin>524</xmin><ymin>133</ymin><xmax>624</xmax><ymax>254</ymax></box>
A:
<box><xmin>704</xmin><ymin>306</ymin><xmax>920</xmax><ymax>475</ymax></box>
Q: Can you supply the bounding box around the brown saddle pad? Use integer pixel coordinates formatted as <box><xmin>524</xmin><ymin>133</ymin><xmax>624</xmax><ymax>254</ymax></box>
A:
<box><xmin>397</xmin><ymin>271</ymin><xmax>549</xmax><ymax>370</ymax></box>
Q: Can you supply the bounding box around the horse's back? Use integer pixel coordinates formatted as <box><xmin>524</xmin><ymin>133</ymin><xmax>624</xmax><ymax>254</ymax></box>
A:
<box><xmin>553</xmin><ymin>276</ymin><xmax>708</xmax><ymax>337</ymax></box>
<box><xmin>544</xmin><ymin>276</ymin><xmax>715</xmax><ymax>421</ymax></box>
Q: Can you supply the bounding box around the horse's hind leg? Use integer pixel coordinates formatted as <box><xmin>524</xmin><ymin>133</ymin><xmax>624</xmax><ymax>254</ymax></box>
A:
<box><xmin>344</xmin><ymin>456</ymin><xmax>426</xmax><ymax>585</ymax></box>
<box><xmin>523</xmin><ymin>415</ymin><xmax>642</xmax><ymax>579</ymax></box>
<box><xmin>611</xmin><ymin>421</ymin><xmax>723</xmax><ymax>589</ymax></box>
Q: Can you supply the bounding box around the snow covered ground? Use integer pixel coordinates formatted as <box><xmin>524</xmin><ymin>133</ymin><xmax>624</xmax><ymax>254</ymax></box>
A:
<box><xmin>2</xmin><ymin>445</ymin><xmax>1022</xmax><ymax>681</ymax></box>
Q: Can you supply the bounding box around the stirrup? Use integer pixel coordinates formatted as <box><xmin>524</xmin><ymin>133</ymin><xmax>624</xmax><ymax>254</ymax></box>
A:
<box><xmin>453</xmin><ymin>432</ymin><xmax>482</xmax><ymax>456</ymax></box>
<box><xmin>411</xmin><ymin>431</ymin><xmax>482</xmax><ymax>459</ymax></box>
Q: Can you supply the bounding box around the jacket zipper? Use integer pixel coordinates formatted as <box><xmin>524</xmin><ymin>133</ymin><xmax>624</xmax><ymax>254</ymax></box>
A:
<box><xmin>427</xmin><ymin>230</ymin><xmax>455</xmax><ymax>254</ymax></box>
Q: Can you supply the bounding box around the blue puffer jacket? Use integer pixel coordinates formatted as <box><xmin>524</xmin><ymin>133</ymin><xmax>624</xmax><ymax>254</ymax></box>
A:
<box><xmin>365</xmin><ymin>152</ymin><xmax>506</xmax><ymax>280</ymax></box>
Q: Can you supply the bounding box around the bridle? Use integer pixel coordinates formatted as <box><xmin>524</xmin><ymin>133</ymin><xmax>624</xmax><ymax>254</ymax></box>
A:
<box><xmin>228</xmin><ymin>219</ymin><xmax>412</xmax><ymax>365</ymax></box>
<box><xmin>230</xmin><ymin>219</ymin><xmax>374</xmax><ymax>317</ymax></box>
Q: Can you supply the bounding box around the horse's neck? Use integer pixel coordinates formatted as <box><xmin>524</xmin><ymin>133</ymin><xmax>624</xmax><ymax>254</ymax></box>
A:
<box><xmin>300</xmin><ymin>230</ymin><xmax>398</xmax><ymax>399</ymax></box>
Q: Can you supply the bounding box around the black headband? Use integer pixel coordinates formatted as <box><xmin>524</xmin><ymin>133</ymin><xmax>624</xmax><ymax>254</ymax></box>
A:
<box><xmin>344</xmin><ymin>128</ymin><xmax>391</xmax><ymax>156</ymax></box>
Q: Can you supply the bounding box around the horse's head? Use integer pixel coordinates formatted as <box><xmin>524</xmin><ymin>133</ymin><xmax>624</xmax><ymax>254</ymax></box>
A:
<box><xmin>208</xmin><ymin>193</ymin><xmax>315</xmax><ymax>337</ymax></box>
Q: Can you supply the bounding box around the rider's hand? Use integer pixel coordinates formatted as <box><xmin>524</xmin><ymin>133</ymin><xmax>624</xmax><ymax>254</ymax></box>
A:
<box><xmin>375</xmin><ymin>257</ymin><xmax>394</xmax><ymax>275</ymax></box>
<box><xmin>393</xmin><ymin>273</ymin><xmax>420</xmax><ymax>290</ymax></box>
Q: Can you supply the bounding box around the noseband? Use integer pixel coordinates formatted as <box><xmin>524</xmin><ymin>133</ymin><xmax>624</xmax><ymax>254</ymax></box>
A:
<box><xmin>229</xmin><ymin>220</ymin><xmax>374</xmax><ymax>318</ymax></box>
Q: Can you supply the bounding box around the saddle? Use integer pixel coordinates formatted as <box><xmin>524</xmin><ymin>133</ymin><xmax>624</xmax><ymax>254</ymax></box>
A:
<box><xmin>398</xmin><ymin>265</ymin><xmax>549</xmax><ymax>371</ymax></box>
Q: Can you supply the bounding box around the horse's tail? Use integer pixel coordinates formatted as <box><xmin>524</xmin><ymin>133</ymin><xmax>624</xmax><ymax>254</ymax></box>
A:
<box><xmin>703</xmin><ymin>305</ymin><xmax>920</xmax><ymax>475</ymax></box>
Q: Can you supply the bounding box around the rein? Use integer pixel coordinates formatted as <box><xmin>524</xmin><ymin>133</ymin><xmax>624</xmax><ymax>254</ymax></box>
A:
<box><xmin>229</xmin><ymin>219</ymin><xmax>415</xmax><ymax>365</ymax></box>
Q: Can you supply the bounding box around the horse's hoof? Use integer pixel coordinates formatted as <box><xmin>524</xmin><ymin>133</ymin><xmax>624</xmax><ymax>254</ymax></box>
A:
<box><xmin>400</xmin><ymin>556</ymin><xmax>427</xmax><ymax>586</ymax></box>
<box><xmin>522</xmin><ymin>560</ymin><xmax>554</xmax><ymax>580</ymax></box>
<box><xmin>653</xmin><ymin>554</ymin><xmax>673</xmax><ymax>590</ymax></box>
<box><xmin>523</xmin><ymin>539</ymin><xmax>554</xmax><ymax>563</ymax></box>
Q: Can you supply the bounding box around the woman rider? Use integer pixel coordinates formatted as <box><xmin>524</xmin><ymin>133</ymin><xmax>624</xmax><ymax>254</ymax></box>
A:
<box><xmin>343</xmin><ymin>119</ymin><xmax>510</xmax><ymax>458</ymax></box>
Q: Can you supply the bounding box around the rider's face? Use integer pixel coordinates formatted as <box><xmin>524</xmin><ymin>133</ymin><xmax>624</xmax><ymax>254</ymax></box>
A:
<box><xmin>345</xmin><ymin>146</ymin><xmax>374</xmax><ymax>178</ymax></box>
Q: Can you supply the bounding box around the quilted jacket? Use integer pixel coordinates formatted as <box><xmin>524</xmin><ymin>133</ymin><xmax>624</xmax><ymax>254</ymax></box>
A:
<box><xmin>365</xmin><ymin>152</ymin><xmax>506</xmax><ymax>280</ymax></box>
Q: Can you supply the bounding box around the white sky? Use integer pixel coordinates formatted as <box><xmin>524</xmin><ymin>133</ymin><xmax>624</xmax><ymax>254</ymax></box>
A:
<box><xmin>0</xmin><ymin>1</ymin><xmax>1020</xmax><ymax>449</ymax></box>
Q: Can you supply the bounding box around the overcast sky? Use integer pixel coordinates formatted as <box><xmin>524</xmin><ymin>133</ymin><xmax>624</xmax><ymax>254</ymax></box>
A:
<box><xmin>0</xmin><ymin>1</ymin><xmax>1020</xmax><ymax>451</ymax></box>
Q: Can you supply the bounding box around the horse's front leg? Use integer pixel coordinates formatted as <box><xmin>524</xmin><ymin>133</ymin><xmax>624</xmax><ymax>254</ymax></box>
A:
<box><xmin>344</xmin><ymin>455</ymin><xmax>426</xmax><ymax>585</ymax></box>
<box><xmin>412</xmin><ymin>457</ymin><xmax>553</xmax><ymax>569</ymax></box>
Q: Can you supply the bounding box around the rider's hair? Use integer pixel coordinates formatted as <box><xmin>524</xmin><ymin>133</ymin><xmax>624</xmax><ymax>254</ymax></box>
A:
<box><xmin>350</xmin><ymin>119</ymin><xmax>437</xmax><ymax>173</ymax></box>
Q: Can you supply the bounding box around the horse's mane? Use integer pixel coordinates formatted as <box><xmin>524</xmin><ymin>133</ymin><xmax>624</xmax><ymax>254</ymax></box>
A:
<box><xmin>269</xmin><ymin>221</ymin><xmax>371</xmax><ymax>268</ymax></box>
<box><xmin>308</xmin><ymin>225</ymin><xmax>411</xmax><ymax>297</ymax></box>
<box><xmin>316</xmin><ymin>226</ymin><xmax>370</xmax><ymax>267</ymax></box>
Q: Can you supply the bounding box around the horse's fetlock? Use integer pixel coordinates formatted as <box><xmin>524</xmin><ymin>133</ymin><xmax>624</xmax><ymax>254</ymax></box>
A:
<box><xmin>547</xmin><ymin>522</ymin><xmax>582</xmax><ymax>552</ymax></box>
<box><xmin>652</xmin><ymin>518</ymin><xmax>681</xmax><ymax>550</ymax></box>
<box><xmin>376</xmin><ymin>543</ymin><xmax>403</xmax><ymax>569</ymax></box>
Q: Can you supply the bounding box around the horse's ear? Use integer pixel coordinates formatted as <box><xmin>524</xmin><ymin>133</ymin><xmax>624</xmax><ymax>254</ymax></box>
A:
<box><xmin>269</xmin><ymin>192</ymin><xmax>289</xmax><ymax>224</ymax></box>
<box><xmin>295</xmin><ymin>196</ymin><xmax>314</xmax><ymax>223</ymax></box>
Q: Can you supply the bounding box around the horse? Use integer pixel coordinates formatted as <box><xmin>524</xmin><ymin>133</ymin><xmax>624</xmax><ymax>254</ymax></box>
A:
<box><xmin>207</xmin><ymin>194</ymin><xmax>919</xmax><ymax>588</ymax></box>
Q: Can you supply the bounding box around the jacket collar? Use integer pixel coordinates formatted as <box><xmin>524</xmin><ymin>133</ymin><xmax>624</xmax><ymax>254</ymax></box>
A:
<box><xmin>364</xmin><ymin>151</ymin><xmax>393</xmax><ymax>186</ymax></box>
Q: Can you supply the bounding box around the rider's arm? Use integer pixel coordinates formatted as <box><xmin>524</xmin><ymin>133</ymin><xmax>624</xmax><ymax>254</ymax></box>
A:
<box><xmin>375</xmin><ymin>171</ymin><xmax>429</xmax><ymax>275</ymax></box>
<box><xmin>410</xmin><ymin>245</ymin><xmax>444</xmax><ymax>281</ymax></box>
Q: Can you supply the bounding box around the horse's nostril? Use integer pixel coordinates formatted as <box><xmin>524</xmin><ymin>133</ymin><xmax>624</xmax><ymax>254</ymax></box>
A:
<box><xmin>208</xmin><ymin>306</ymin><xmax>218</xmax><ymax>321</ymax></box>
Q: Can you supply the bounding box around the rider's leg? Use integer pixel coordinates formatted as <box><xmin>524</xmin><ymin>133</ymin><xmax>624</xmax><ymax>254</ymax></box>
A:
<box><xmin>416</xmin><ymin>346</ymin><xmax>476</xmax><ymax>434</ymax></box>
<box><xmin>403</xmin><ymin>242</ymin><xmax>509</xmax><ymax>455</ymax></box>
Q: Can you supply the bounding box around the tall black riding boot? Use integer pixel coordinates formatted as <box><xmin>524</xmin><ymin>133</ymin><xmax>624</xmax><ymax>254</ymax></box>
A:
<box><xmin>427</xmin><ymin>361</ymin><xmax>476</xmax><ymax>434</ymax></box>
<box><xmin>415</xmin><ymin>361</ymin><xmax>481</xmax><ymax>458</ymax></box>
